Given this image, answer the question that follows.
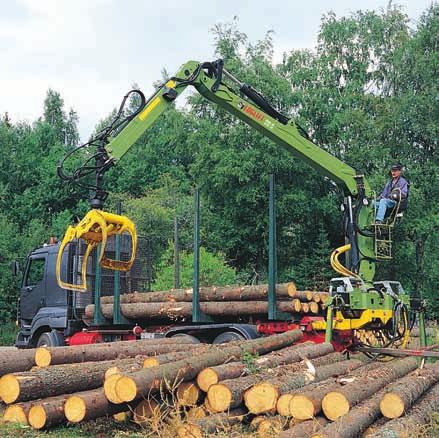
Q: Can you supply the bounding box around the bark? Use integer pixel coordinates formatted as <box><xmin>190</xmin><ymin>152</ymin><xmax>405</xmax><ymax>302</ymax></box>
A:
<box><xmin>380</xmin><ymin>363</ymin><xmax>439</xmax><ymax>419</ymax></box>
<box><xmin>176</xmin><ymin>408</ymin><xmax>246</xmax><ymax>438</ymax></box>
<box><xmin>35</xmin><ymin>337</ymin><xmax>197</xmax><ymax>367</ymax></box>
<box><xmin>104</xmin><ymin>357</ymin><xmax>146</xmax><ymax>379</ymax></box>
<box><xmin>0</xmin><ymin>357</ymin><xmax>146</xmax><ymax>403</ymax></box>
<box><xmin>64</xmin><ymin>387</ymin><xmax>132</xmax><ymax>423</ymax></box>
<box><xmin>372</xmin><ymin>382</ymin><xmax>439</xmax><ymax>438</ymax></box>
<box><xmin>279</xmin><ymin>417</ymin><xmax>328</xmax><ymax>438</ymax></box>
<box><xmin>314</xmin><ymin>388</ymin><xmax>387</xmax><ymax>438</ymax></box>
<box><xmin>197</xmin><ymin>342</ymin><xmax>332</xmax><ymax>392</ymax></box>
<box><xmin>3</xmin><ymin>401</ymin><xmax>34</xmax><ymax>425</ymax></box>
<box><xmin>0</xmin><ymin>349</ymin><xmax>36</xmax><ymax>376</ymax></box>
<box><xmin>244</xmin><ymin>358</ymin><xmax>362</xmax><ymax>414</ymax></box>
<box><xmin>28</xmin><ymin>394</ymin><xmax>69</xmax><ymax>429</ymax></box>
<box><xmin>289</xmin><ymin>361</ymin><xmax>385</xmax><ymax>419</ymax></box>
<box><xmin>289</xmin><ymin>290</ymin><xmax>314</xmax><ymax>300</ymax></box>
<box><xmin>100</xmin><ymin>283</ymin><xmax>294</xmax><ymax>304</ymax></box>
<box><xmin>176</xmin><ymin>381</ymin><xmax>201</xmax><ymax>406</ymax></box>
<box><xmin>85</xmin><ymin>300</ymin><xmax>304</xmax><ymax>320</ymax></box>
<box><xmin>143</xmin><ymin>347</ymin><xmax>208</xmax><ymax>368</ymax></box>
<box><xmin>321</xmin><ymin>357</ymin><xmax>418</xmax><ymax>421</ymax></box>
<box><xmin>113</xmin><ymin>330</ymin><xmax>303</xmax><ymax>404</ymax></box>
<box><xmin>209</xmin><ymin>353</ymin><xmax>345</xmax><ymax>413</ymax></box>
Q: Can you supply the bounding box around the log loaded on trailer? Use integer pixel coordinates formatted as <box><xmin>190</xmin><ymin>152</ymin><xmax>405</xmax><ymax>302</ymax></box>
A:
<box><xmin>13</xmin><ymin>59</ymin><xmax>426</xmax><ymax>349</ymax></box>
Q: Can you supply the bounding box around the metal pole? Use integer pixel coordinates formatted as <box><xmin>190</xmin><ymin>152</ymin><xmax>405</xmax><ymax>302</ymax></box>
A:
<box><xmin>174</xmin><ymin>216</ymin><xmax>180</xmax><ymax>289</ymax></box>
<box><xmin>325</xmin><ymin>305</ymin><xmax>334</xmax><ymax>343</ymax></box>
<box><xmin>113</xmin><ymin>201</ymin><xmax>122</xmax><ymax>324</ymax></box>
<box><xmin>93</xmin><ymin>245</ymin><xmax>105</xmax><ymax>325</ymax></box>
<box><xmin>419</xmin><ymin>310</ymin><xmax>427</xmax><ymax>348</ymax></box>
<box><xmin>193</xmin><ymin>189</ymin><xmax>201</xmax><ymax>322</ymax></box>
<box><xmin>268</xmin><ymin>174</ymin><xmax>277</xmax><ymax>320</ymax></box>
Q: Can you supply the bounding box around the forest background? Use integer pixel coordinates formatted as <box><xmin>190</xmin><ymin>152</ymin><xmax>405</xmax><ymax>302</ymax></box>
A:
<box><xmin>0</xmin><ymin>4</ymin><xmax>437</xmax><ymax>323</ymax></box>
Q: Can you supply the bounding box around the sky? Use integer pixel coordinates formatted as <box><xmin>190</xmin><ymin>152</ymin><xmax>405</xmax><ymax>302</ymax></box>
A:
<box><xmin>0</xmin><ymin>0</ymin><xmax>434</xmax><ymax>141</ymax></box>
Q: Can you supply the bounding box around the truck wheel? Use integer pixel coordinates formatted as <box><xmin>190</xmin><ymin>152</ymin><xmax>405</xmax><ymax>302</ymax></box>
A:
<box><xmin>36</xmin><ymin>331</ymin><xmax>65</xmax><ymax>347</ymax></box>
<box><xmin>213</xmin><ymin>331</ymin><xmax>245</xmax><ymax>344</ymax></box>
<box><xmin>169</xmin><ymin>333</ymin><xmax>200</xmax><ymax>344</ymax></box>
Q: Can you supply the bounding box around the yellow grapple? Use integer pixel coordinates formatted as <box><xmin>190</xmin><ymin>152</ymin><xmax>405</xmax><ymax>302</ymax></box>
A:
<box><xmin>56</xmin><ymin>209</ymin><xmax>137</xmax><ymax>292</ymax></box>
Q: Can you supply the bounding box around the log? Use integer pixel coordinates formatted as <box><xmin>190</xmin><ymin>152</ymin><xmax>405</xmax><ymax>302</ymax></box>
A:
<box><xmin>244</xmin><ymin>358</ymin><xmax>362</xmax><ymax>414</ymax></box>
<box><xmin>309</xmin><ymin>301</ymin><xmax>320</xmax><ymax>314</ymax></box>
<box><xmin>209</xmin><ymin>353</ymin><xmax>345</xmax><ymax>413</ymax></box>
<box><xmin>113</xmin><ymin>330</ymin><xmax>303</xmax><ymax>404</ymax></box>
<box><xmin>279</xmin><ymin>417</ymin><xmax>328</xmax><ymax>438</ymax></box>
<box><xmin>301</xmin><ymin>302</ymin><xmax>310</xmax><ymax>313</ymax></box>
<box><xmin>104</xmin><ymin>357</ymin><xmax>146</xmax><ymax>379</ymax></box>
<box><xmin>288</xmin><ymin>361</ymin><xmax>384</xmax><ymax>419</ymax></box>
<box><xmin>292</xmin><ymin>299</ymin><xmax>303</xmax><ymax>312</ymax></box>
<box><xmin>101</xmin><ymin>283</ymin><xmax>295</xmax><ymax>303</ymax></box>
<box><xmin>28</xmin><ymin>394</ymin><xmax>69</xmax><ymax>429</ymax></box>
<box><xmin>113</xmin><ymin>410</ymin><xmax>132</xmax><ymax>422</ymax></box>
<box><xmin>143</xmin><ymin>347</ymin><xmax>209</xmax><ymax>368</ymax></box>
<box><xmin>186</xmin><ymin>406</ymin><xmax>206</xmax><ymax>420</ymax></box>
<box><xmin>0</xmin><ymin>349</ymin><xmax>36</xmax><ymax>377</ymax></box>
<box><xmin>3</xmin><ymin>401</ymin><xmax>34</xmax><ymax>425</ymax></box>
<box><xmin>257</xmin><ymin>415</ymin><xmax>287</xmax><ymax>437</ymax></box>
<box><xmin>176</xmin><ymin>408</ymin><xmax>246</xmax><ymax>438</ymax></box>
<box><xmin>35</xmin><ymin>337</ymin><xmax>197</xmax><ymax>367</ymax></box>
<box><xmin>85</xmin><ymin>300</ymin><xmax>304</xmax><ymax>320</ymax></box>
<box><xmin>312</xmin><ymin>388</ymin><xmax>387</xmax><ymax>438</ymax></box>
<box><xmin>289</xmin><ymin>290</ymin><xmax>314</xmax><ymax>300</ymax></box>
<box><xmin>380</xmin><ymin>362</ymin><xmax>439</xmax><ymax>418</ymax></box>
<box><xmin>197</xmin><ymin>341</ymin><xmax>332</xmax><ymax>392</ymax></box>
<box><xmin>0</xmin><ymin>357</ymin><xmax>144</xmax><ymax>403</ymax></box>
<box><xmin>176</xmin><ymin>381</ymin><xmax>201</xmax><ymax>406</ymax></box>
<box><xmin>64</xmin><ymin>387</ymin><xmax>132</xmax><ymax>423</ymax></box>
<box><xmin>133</xmin><ymin>398</ymin><xmax>160</xmax><ymax>426</ymax></box>
<box><xmin>321</xmin><ymin>357</ymin><xmax>418</xmax><ymax>421</ymax></box>
<box><xmin>372</xmin><ymin>381</ymin><xmax>439</xmax><ymax>438</ymax></box>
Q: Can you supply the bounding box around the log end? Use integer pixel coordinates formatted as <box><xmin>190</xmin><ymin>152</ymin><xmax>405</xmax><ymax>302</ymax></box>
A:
<box><xmin>380</xmin><ymin>393</ymin><xmax>405</xmax><ymax>419</ymax></box>
<box><xmin>207</xmin><ymin>384</ymin><xmax>232</xmax><ymax>413</ymax></box>
<box><xmin>28</xmin><ymin>405</ymin><xmax>47</xmax><ymax>429</ymax></box>
<box><xmin>143</xmin><ymin>357</ymin><xmax>160</xmax><ymax>368</ymax></box>
<box><xmin>3</xmin><ymin>405</ymin><xmax>28</xmax><ymax>425</ymax></box>
<box><xmin>196</xmin><ymin>368</ymin><xmax>218</xmax><ymax>392</ymax></box>
<box><xmin>0</xmin><ymin>374</ymin><xmax>20</xmax><ymax>404</ymax></box>
<box><xmin>176</xmin><ymin>423</ymin><xmax>203</xmax><ymax>438</ymax></box>
<box><xmin>64</xmin><ymin>395</ymin><xmax>86</xmax><ymax>423</ymax></box>
<box><xmin>115</xmin><ymin>375</ymin><xmax>137</xmax><ymax>403</ymax></box>
<box><xmin>276</xmin><ymin>394</ymin><xmax>293</xmax><ymax>416</ymax></box>
<box><xmin>288</xmin><ymin>282</ymin><xmax>297</xmax><ymax>297</ymax></box>
<box><xmin>35</xmin><ymin>347</ymin><xmax>51</xmax><ymax>367</ymax></box>
<box><xmin>186</xmin><ymin>406</ymin><xmax>206</xmax><ymax>420</ymax></box>
<box><xmin>104</xmin><ymin>366</ymin><xmax>120</xmax><ymax>380</ymax></box>
<box><xmin>113</xmin><ymin>411</ymin><xmax>132</xmax><ymax>422</ymax></box>
<box><xmin>176</xmin><ymin>382</ymin><xmax>200</xmax><ymax>406</ymax></box>
<box><xmin>244</xmin><ymin>382</ymin><xmax>279</xmax><ymax>414</ymax></box>
<box><xmin>104</xmin><ymin>374</ymin><xmax>123</xmax><ymax>404</ymax></box>
<box><xmin>133</xmin><ymin>399</ymin><xmax>160</xmax><ymax>426</ymax></box>
<box><xmin>321</xmin><ymin>391</ymin><xmax>350</xmax><ymax>420</ymax></box>
<box><xmin>290</xmin><ymin>394</ymin><xmax>316</xmax><ymax>420</ymax></box>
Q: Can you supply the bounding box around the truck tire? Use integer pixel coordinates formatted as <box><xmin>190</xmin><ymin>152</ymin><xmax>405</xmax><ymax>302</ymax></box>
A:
<box><xmin>36</xmin><ymin>331</ymin><xmax>65</xmax><ymax>347</ymax></box>
<box><xmin>213</xmin><ymin>331</ymin><xmax>246</xmax><ymax>344</ymax></box>
<box><xmin>169</xmin><ymin>333</ymin><xmax>200</xmax><ymax>344</ymax></box>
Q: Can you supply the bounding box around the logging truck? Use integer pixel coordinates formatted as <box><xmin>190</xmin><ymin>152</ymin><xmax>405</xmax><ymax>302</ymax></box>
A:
<box><xmin>13</xmin><ymin>59</ymin><xmax>425</xmax><ymax>349</ymax></box>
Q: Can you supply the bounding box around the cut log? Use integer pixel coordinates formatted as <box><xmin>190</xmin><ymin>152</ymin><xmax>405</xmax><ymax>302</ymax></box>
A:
<box><xmin>209</xmin><ymin>353</ymin><xmax>345</xmax><ymax>413</ymax></box>
<box><xmin>28</xmin><ymin>394</ymin><xmax>69</xmax><ymax>430</ymax></box>
<box><xmin>309</xmin><ymin>302</ymin><xmax>320</xmax><ymax>314</ymax></box>
<box><xmin>104</xmin><ymin>373</ymin><xmax>125</xmax><ymax>403</ymax></box>
<box><xmin>289</xmin><ymin>290</ymin><xmax>314</xmax><ymax>301</ymax></box>
<box><xmin>85</xmin><ymin>300</ymin><xmax>304</xmax><ymax>320</ymax></box>
<box><xmin>176</xmin><ymin>382</ymin><xmax>201</xmax><ymax>406</ymax></box>
<box><xmin>244</xmin><ymin>358</ymin><xmax>362</xmax><ymax>414</ymax></box>
<box><xmin>321</xmin><ymin>357</ymin><xmax>418</xmax><ymax>421</ymax></box>
<box><xmin>186</xmin><ymin>406</ymin><xmax>206</xmax><ymax>420</ymax></box>
<box><xmin>114</xmin><ymin>330</ymin><xmax>303</xmax><ymax>404</ymax></box>
<box><xmin>104</xmin><ymin>357</ymin><xmax>145</xmax><ymax>379</ymax></box>
<box><xmin>101</xmin><ymin>283</ymin><xmax>295</xmax><ymax>304</ymax></box>
<box><xmin>3</xmin><ymin>401</ymin><xmax>34</xmax><ymax>425</ymax></box>
<box><xmin>301</xmin><ymin>302</ymin><xmax>310</xmax><ymax>313</ymax></box>
<box><xmin>0</xmin><ymin>349</ymin><xmax>36</xmax><ymax>377</ymax></box>
<box><xmin>288</xmin><ymin>361</ymin><xmax>385</xmax><ymax>419</ymax></box>
<box><xmin>113</xmin><ymin>410</ymin><xmax>132</xmax><ymax>422</ymax></box>
<box><xmin>279</xmin><ymin>417</ymin><xmax>328</xmax><ymax>438</ymax></box>
<box><xmin>133</xmin><ymin>398</ymin><xmax>160</xmax><ymax>426</ymax></box>
<box><xmin>176</xmin><ymin>408</ymin><xmax>246</xmax><ymax>438</ymax></box>
<box><xmin>197</xmin><ymin>341</ymin><xmax>331</xmax><ymax>392</ymax></box>
<box><xmin>380</xmin><ymin>363</ymin><xmax>439</xmax><ymax>418</ymax></box>
<box><xmin>372</xmin><ymin>381</ymin><xmax>439</xmax><ymax>438</ymax></box>
<box><xmin>143</xmin><ymin>347</ymin><xmax>208</xmax><ymax>368</ymax></box>
<box><xmin>292</xmin><ymin>299</ymin><xmax>303</xmax><ymax>312</ymax></box>
<box><xmin>0</xmin><ymin>357</ymin><xmax>143</xmax><ymax>403</ymax></box>
<box><xmin>257</xmin><ymin>415</ymin><xmax>287</xmax><ymax>437</ymax></box>
<box><xmin>35</xmin><ymin>338</ymin><xmax>196</xmax><ymax>367</ymax></box>
<box><xmin>313</xmin><ymin>388</ymin><xmax>387</xmax><ymax>438</ymax></box>
<box><xmin>64</xmin><ymin>387</ymin><xmax>132</xmax><ymax>423</ymax></box>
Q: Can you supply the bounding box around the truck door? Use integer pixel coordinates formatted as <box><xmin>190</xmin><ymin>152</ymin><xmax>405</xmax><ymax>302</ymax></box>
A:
<box><xmin>20</xmin><ymin>254</ymin><xmax>47</xmax><ymax>322</ymax></box>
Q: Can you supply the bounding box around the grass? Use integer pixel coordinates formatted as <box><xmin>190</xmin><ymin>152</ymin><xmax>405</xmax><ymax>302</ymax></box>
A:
<box><xmin>0</xmin><ymin>321</ymin><xmax>17</xmax><ymax>346</ymax></box>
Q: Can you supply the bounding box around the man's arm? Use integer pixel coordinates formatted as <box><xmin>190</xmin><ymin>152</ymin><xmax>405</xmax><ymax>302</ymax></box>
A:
<box><xmin>380</xmin><ymin>181</ymin><xmax>391</xmax><ymax>199</ymax></box>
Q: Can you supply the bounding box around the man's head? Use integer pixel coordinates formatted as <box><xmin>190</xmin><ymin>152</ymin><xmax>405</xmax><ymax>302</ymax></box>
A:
<box><xmin>390</xmin><ymin>163</ymin><xmax>403</xmax><ymax>178</ymax></box>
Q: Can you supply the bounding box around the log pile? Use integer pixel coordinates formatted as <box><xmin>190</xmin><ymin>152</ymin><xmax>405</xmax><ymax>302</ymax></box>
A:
<box><xmin>83</xmin><ymin>282</ymin><xmax>330</xmax><ymax>322</ymax></box>
<box><xmin>1</xmin><ymin>330</ymin><xmax>438</xmax><ymax>437</ymax></box>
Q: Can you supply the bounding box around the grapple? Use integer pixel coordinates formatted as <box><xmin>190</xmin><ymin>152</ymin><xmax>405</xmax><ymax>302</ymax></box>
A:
<box><xmin>56</xmin><ymin>209</ymin><xmax>137</xmax><ymax>291</ymax></box>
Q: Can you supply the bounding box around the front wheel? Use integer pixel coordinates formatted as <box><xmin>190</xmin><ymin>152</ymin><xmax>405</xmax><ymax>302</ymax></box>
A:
<box><xmin>213</xmin><ymin>331</ymin><xmax>245</xmax><ymax>344</ymax></box>
<box><xmin>36</xmin><ymin>331</ymin><xmax>65</xmax><ymax>347</ymax></box>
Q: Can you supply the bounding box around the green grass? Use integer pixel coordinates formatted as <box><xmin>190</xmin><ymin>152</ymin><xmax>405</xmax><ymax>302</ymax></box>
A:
<box><xmin>0</xmin><ymin>321</ymin><xmax>17</xmax><ymax>346</ymax></box>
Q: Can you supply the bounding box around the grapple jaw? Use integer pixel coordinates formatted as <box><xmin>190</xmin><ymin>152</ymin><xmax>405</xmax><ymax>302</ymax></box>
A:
<box><xmin>56</xmin><ymin>209</ymin><xmax>137</xmax><ymax>291</ymax></box>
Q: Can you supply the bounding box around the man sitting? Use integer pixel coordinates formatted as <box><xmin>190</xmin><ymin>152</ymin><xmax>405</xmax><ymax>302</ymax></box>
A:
<box><xmin>375</xmin><ymin>163</ymin><xmax>409</xmax><ymax>224</ymax></box>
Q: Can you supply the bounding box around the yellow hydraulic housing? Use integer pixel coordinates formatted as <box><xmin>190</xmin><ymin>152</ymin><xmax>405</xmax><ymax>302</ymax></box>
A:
<box><xmin>56</xmin><ymin>209</ymin><xmax>137</xmax><ymax>291</ymax></box>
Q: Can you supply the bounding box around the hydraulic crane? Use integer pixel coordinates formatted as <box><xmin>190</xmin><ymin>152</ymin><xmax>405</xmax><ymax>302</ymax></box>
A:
<box><xmin>56</xmin><ymin>59</ymin><xmax>422</xmax><ymax>349</ymax></box>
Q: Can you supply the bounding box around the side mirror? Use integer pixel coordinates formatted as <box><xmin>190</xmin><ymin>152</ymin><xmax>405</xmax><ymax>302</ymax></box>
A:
<box><xmin>11</xmin><ymin>260</ymin><xmax>20</xmax><ymax>277</ymax></box>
